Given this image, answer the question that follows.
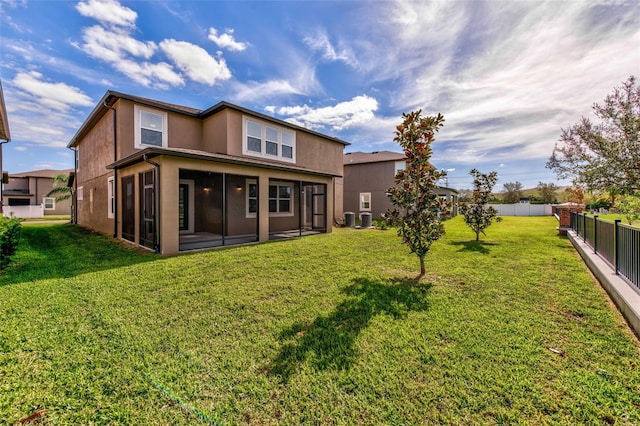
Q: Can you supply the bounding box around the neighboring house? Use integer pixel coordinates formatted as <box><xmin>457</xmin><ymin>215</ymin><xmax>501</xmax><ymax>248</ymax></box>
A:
<box><xmin>0</xmin><ymin>80</ymin><xmax>11</xmax><ymax>213</ymax></box>
<box><xmin>68</xmin><ymin>91</ymin><xmax>348</xmax><ymax>255</ymax></box>
<box><xmin>343</xmin><ymin>151</ymin><xmax>459</xmax><ymax>219</ymax></box>
<box><xmin>3</xmin><ymin>169</ymin><xmax>73</xmax><ymax>218</ymax></box>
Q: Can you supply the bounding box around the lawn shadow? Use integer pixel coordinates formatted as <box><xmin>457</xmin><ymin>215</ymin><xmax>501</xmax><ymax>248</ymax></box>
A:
<box><xmin>269</xmin><ymin>276</ymin><xmax>432</xmax><ymax>382</ymax></box>
<box><xmin>0</xmin><ymin>224</ymin><xmax>156</xmax><ymax>286</ymax></box>
<box><xmin>449</xmin><ymin>240</ymin><xmax>499</xmax><ymax>254</ymax></box>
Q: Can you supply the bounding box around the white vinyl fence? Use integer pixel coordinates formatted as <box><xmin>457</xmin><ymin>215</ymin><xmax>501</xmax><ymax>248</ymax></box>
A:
<box><xmin>3</xmin><ymin>205</ymin><xmax>44</xmax><ymax>219</ymax></box>
<box><xmin>488</xmin><ymin>203</ymin><xmax>552</xmax><ymax>216</ymax></box>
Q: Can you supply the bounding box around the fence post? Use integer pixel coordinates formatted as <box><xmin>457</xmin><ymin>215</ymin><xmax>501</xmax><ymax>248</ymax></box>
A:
<box><xmin>583</xmin><ymin>213</ymin><xmax>587</xmax><ymax>242</ymax></box>
<box><xmin>613</xmin><ymin>219</ymin><xmax>620</xmax><ymax>275</ymax></box>
<box><xmin>593</xmin><ymin>215</ymin><xmax>598</xmax><ymax>254</ymax></box>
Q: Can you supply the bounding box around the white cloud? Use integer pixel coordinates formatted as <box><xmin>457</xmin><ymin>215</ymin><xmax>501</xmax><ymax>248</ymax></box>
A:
<box><xmin>5</xmin><ymin>72</ymin><xmax>91</xmax><ymax>148</ymax></box>
<box><xmin>113</xmin><ymin>59</ymin><xmax>184</xmax><ymax>88</ymax></box>
<box><xmin>73</xmin><ymin>1</ymin><xmax>236</xmax><ymax>88</ymax></box>
<box><xmin>303</xmin><ymin>31</ymin><xmax>356</xmax><ymax>66</ymax></box>
<box><xmin>14</xmin><ymin>146</ymin><xmax>27</xmax><ymax>152</ymax></box>
<box><xmin>342</xmin><ymin>0</ymin><xmax>640</xmax><ymax>178</ymax></box>
<box><xmin>12</xmin><ymin>71</ymin><xmax>93</xmax><ymax>111</ymax></box>
<box><xmin>75</xmin><ymin>0</ymin><xmax>137</xmax><ymax>29</ymax></box>
<box><xmin>273</xmin><ymin>95</ymin><xmax>379</xmax><ymax>131</ymax></box>
<box><xmin>160</xmin><ymin>39</ymin><xmax>231</xmax><ymax>86</ymax></box>
<box><xmin>208</xmin><ymin>27</ymin><xmax>248</xmax><ymax>51</ymax></box>
<box><xmin>79</xmin><ymin>25</ymin><xmax>157</xmax><ymax>61</ymax></box>
<box><xmin>232</xmin><ymin>80</ymin><xmax>304</xmax><ymax>104</ymax></box>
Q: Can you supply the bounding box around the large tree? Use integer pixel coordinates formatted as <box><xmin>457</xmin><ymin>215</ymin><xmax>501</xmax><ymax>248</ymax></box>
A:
<box><xmin>460</xmin><ymin>169</ymin><xmax>498</xmax><ymax>241</ymax></box>
<box><xmin>537</xmin><ymin>182</ymin><xmax>559</xmax><ymax>204</ymax></box>
<box><xmin>385</xmin><ymin>110</ymin><xmax>449</xmax><ymax>277</ymax></box>
<box><xmin>502</xmin><ymin>181</ymin><xmax>523</xmax><ymax>204</ymax></box>
<box><xmin>547</xmin><ymin>76</ymin><xmax>640</xmax><ymax>203</ymax></box>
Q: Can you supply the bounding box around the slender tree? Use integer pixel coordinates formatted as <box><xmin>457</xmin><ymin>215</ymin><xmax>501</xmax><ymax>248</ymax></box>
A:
<box><xmin>537</xmin><ymin>182</ymin><xmax>559</xmax><ymax>204</ymax></box>
<box><xmin>46</xmin><ymin>174</ymin><xmax>72</xmax><ymax>202</ymax></box>
<box><xmin>547</xmin><ymin>76</ymin><xmax>640</xmax><ymax>202</ymax></box>
<box><xmin>502</xmin><ymin>181</ymin><xmax>523</xmax><ymax>204</ymax></box>
<box><xmin>460</xmin><ymin>169</ymin><xmax>498</xmax><ymax>241</ymax></box>
<box><xmin>618</xmin><ymin>193</ymin><xmax>640</xmax><ymax>225</ymax></box>
<box><xmin>384</xmin><ymin>110</ymin><xmax>449</xmax><ymax>277</ymax></box>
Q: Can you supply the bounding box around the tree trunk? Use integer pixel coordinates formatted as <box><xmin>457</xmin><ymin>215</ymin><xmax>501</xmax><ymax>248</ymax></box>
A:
<box><xmin>475</xmin><ymin>231</ymin><xmax>480</xmax><ymax>241</ymax></box>
<box><xmin>419</xmin><ymin>256</ymin><xmax>425</xmax><ymax>277</ymax></box>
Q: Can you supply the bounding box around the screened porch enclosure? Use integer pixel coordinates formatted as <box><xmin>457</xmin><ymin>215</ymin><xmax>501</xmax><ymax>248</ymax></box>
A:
<box><xmin>178</xmin><ymin>170</ymin><xmax>328</xmax><ymax>251</ymax></box>
<box><xmin>178</xmin><ymin>170</ymin><xmax>259</xmax><ymax>251</ymax></box>
<box><xmin>268</xmin><ymin>181</ymin><xmax>327</xmax><ymax>240</ymax></box>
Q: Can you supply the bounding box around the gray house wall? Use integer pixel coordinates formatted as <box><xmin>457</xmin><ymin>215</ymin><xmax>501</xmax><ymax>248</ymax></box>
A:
<box><xmin>343</xmin><ymin>161</ymin><xmax>396</xmax><ymax>219</ymax></box>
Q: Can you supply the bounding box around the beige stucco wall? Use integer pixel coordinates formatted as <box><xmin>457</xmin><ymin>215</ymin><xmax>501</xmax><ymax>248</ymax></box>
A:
<box><xmin>74</xmin><ymin>107</ymin><xmax>116</xmax><ymax>234</ymax></box>
<box><xmin>115</xmin><ymin>99</ymin><xmax>203</xmax><ymax>157</ymax></box>
<box><xmin>202</xmin><ymin>110</ymin><xmax>230</xmax><ymax>154</ymax></box>
<box><xmin>222</xmin><ymin>109</ymin><xmax>345</xmax><ymax>176</ymax></box>
<box><xmin>333</xmin><ymin>177</ymin><xmax>343</xmax><ymax>225</ymax></box>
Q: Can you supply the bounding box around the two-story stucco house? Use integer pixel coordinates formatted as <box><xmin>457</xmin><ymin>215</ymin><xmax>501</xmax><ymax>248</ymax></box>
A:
<box><xmin>3</xmin><ymin>169</ymin><xmax>73</xmax><ymax>218</ymax></box>
<box><xmin>68</xmin><ymin>91</ymin><xmax>348</xmax><ymax>255</ymax></box>
<box><xmin>343</xmin><ymin>151</ymin><xmax>458</xmax><ymax>219</ymax></box>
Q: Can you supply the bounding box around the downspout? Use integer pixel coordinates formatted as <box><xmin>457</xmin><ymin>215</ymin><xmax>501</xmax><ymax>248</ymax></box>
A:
<box><xmin>104</xmin><ymin>101</ymin><xmax>118</xmax><ymax>238</ymax></box>
<box><xmin>72</xmin><ymin>148</ymin><xmax>78</xmax><ymax>223</ymax></box>
<box><xmin>143</xmin><ymin>154</ymin><xmax>161</xmax><ymax>253</ymax></box>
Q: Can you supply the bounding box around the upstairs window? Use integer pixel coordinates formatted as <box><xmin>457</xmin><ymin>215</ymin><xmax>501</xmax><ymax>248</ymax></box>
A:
<box><xmin>135</xmin><ymin>105</ymin><xmax>168</xmax><ymax>149</ymax></box>
<box><xmin>282</xmin><ymin>131</ymin><xmax>294</xmax><ymax>159</ymax></box>
<box><xmin>247</xmin><ymin>120</ymin><xmax>262</xmax><ymax>153</ymax></box>
<box><xmin>243</xmin><ymin>117</ymin><xmax>296</xmax><ymax>163</ymax></box>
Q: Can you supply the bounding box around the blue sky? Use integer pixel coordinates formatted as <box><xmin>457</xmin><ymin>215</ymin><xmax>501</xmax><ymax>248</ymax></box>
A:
<box><xmin>0</xmin><ymin>0</ymin><xmax>638</xmax><ymax>189</ymax></box>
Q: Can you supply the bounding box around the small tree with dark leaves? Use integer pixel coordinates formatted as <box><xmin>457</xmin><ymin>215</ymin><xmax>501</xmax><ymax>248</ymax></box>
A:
<box><xmin>384</xmin><ymin>110</ymin><xmax>448</xmax><ymax>277</ymax></box>
<box><xmin>460</xmin><ymin>169</ymin><xmax>498</xmax><ymax>241</ymax></box>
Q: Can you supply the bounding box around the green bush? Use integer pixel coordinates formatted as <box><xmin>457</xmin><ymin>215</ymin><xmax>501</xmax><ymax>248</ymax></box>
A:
<box><xmin>0</xmin><ymin>216</ymin><xmax>22</xmax><ymax>269</ymax></box>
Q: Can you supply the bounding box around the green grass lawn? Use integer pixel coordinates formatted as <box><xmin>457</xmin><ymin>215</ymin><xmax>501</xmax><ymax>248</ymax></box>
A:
<box><xmin>584</xmin><ymin>213</ymin><xmax>640</xmax><ymax>227</ymax></box>
<box><xmin>1</xmin><ymin>218</ymin><xmax>639</xmax><ymax>424</ymax></box>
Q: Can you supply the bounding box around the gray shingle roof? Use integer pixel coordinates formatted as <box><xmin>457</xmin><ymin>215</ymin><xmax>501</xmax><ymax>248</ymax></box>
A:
<box><xmin>343</xmin><ymin>151</ymin><xmax>405</xmax><ymax>165</ymax></box>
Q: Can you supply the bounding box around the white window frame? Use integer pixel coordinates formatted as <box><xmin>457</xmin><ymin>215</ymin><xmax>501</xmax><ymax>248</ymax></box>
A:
<box><xmin>269</xmin><ymin>181</ymin><xmax>294</xmax><ymax>217</ymax></box>
<box><xmin>43</xmin><ymin>197</ymin><xmax>55</xmax><ymax>210</ymax></box>
<box><xmin>77</xmin><ymin>186</ymin><xmax>84</xmax><ymax>201</ymax></box>
<box><xmin>107</xmin><ymin>176</ymin><xmax>115</xmax><ymax>219</ymax></box>
<box><xmin>134</xmin><ymin>104</ymin><xmax>168</xmax><ymax>149</ymax></box>
<box><xmin>245</xmin><ymin>179</ymin><xmax>294</xmax><ymax>218</ymax></box>
<box><xmin>242</xmin><ymin>116</ymin><xmax>296</xmax><ymax>163</ymax></box>
<box><xmin>359</xmin><ymin>192</ymin><xmax>371</xmax><ymax>212</ymax></box>
<box><xmin>246</xmin><ymin>179</ymin><xmax>258</xmax><ymax>218</ymax></box>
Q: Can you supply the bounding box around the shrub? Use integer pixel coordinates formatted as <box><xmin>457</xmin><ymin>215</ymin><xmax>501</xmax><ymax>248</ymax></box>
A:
<box><xmin>0</xmin><ymin>216</ymin><xmax>22</xmax><ymax>269</ymax></box>
<box><xmin>373</xmin><ymin>219</ymin><xmax>388</xmax><ymax>230</ymax></box>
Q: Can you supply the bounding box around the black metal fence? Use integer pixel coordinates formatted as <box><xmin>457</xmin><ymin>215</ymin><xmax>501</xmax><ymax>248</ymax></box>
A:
<box><xmin>571</xmin><ymin>212</ymin><xmax>639</xmax><ymax>290</ymax></box>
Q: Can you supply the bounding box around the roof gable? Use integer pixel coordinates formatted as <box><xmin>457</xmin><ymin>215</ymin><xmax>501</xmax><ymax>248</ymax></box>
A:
<box><xmin>344</xmin><ymin>151</ymin><xmax>405</xmax><ymax>165</ymax></box>
<box><xmin>68</xmin><ymin>91</ymin><xmax>349</xmax><ymax>148</ymax></box>
<box><xmin>10</xmin><ymin>168</ymin><xmax>74</xmax><ymax>178</ymax></box>
<box><xmin>0</xmin><ymin>80</ymin><xmax>10</xmax><ymax>142</ymax></box>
